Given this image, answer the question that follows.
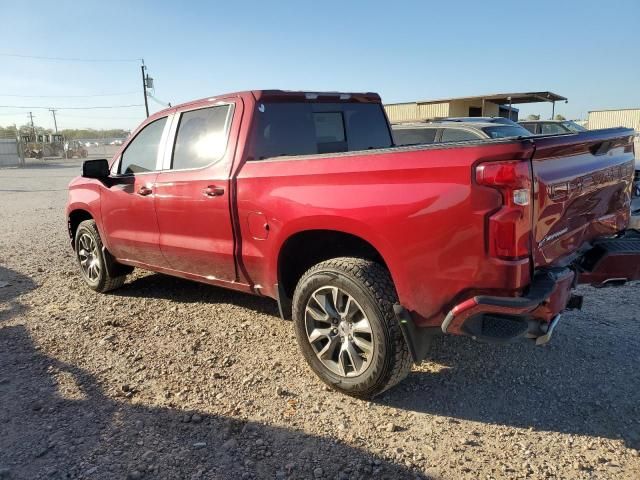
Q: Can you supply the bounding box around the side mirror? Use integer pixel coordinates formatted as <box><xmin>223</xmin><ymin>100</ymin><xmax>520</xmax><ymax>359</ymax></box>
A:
<box><xmin>82</xmin><ymin>159</ymin><xmax>110</xmax><ymax>179</ymax></box>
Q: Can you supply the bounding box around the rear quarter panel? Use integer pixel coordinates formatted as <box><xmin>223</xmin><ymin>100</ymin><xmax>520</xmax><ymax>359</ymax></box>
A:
<box><xmin>235</xmin><ymin>141</ymin><xmax>535</xmax><ymax>326</ymax></box>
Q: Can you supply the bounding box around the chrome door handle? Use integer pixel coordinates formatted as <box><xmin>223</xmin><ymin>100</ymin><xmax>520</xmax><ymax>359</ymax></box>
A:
<box><xmin>203</xmin><ymin>186</ymin><xmax>224</xmax><ymax>197</ymax></box>
<box><xmin>138</xmin><ymin>185</ymin><xmax>153</xmax><ymax>196</ymax></box>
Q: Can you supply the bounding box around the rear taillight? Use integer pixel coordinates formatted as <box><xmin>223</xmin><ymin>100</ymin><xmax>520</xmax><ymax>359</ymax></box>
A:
<box><xmin>475</xmin><ymin>161</ymin><xmax>533</xmax><ymax>260</ymax></box>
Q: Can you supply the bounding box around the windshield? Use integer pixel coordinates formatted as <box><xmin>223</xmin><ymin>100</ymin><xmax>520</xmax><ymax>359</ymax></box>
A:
<box><xmin>561</xmin><ymin>121</ymin><xmax>587</xmax><ymax>133</ymax></box>
<box><xmin>481</xmin><ymin>125</ymin><xmax>532</xmax><ymax>139</ymax></box>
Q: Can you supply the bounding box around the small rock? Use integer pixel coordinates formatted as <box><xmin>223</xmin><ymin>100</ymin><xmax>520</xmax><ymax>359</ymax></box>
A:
<box><xmin>222</xmin><ymin>438</ymin><xmax>237</xmax><ymax>450</ymax></box>
<box><xmin>275</xmin><ymin>386</ymin><xmax>286</xmax><ymax>396</ymax></box>
<box><xmin>127</xmin><ymin>471</ymin><xmax>142</xmax><ymax>480</ymax></box>
<box><xmin>0</xmin><ymin>467</ymin><xmax>10</xmax><ymax>479</ymax></box>
<box><xmin>121</xmin><ymin>384</ymin><xmax>131</xmax><ymax>393</ymax></box>
<box><xmin>85</xmin><ymin>466</ymin><xmax>98</xmax><ymax>475</ymax></box>
<box><xmin>384</xmin><ymin>422</ymin><xmax>398</xmax><ymax>432</ymax></box>
<box><xmin>193</xmin><ymin>442</ymin><xmax>207</xmax><ymax>449</ymax></box>
<box><xmin>313</xmin><ymin>467</ymin><xmax>324</xmax><ymax>478</ymax></box>
<box><xmin>191</xmin><ymin>414</ymin><xmax>203</xmax><ymax>424</ymax></box>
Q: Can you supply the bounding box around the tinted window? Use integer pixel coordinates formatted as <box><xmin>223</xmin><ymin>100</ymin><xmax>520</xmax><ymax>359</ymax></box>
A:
<box><xmin>519</xmin><ymin>123</ymin><xmax>536</xmax><ymax>134</ymax></box>
<box><xmin>119</xmin><ymin>117</ymin><xmax>167</xmax><ymax>174</ymax></box>
<box><xmin>482</xmin><ymin>125</ymin><xmax>531</xmax><ymax>139</ymax></box>
<box><xmin>541</xmin><ymin>123</ymin><xmax>569</xmax><ymax>134</ymax></box>
<box><xmin>561</xmin><ymin>121</ymin><xmax>587</xmax><ymax>133</ymax></box>
<box><xmin>172</xmin><ymin>105</ymin><xmax>231</xmax><ymax>170</ymax></box>
<box><xmin>248</xmin><ymin>102</ymin><xmax>392</xmax><ymax>160</ymax></box>
<box><xmin>440</xmin><ymin>128</ymin><xmax>481</xmax><ymax>142</ymax></box>
<box><xmin>392</xmin><ymin>128</ymin><xmax>437</xmax><ymax>146</ymax></box>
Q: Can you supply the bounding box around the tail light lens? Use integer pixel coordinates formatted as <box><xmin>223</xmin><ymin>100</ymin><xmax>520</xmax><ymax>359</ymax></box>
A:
<box><xmin>476</xmin><ymin>161</ymin><xmax>533</xmax><ymax>260</ymax></box>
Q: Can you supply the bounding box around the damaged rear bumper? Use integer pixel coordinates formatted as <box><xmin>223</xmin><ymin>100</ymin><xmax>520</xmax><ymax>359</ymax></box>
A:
<box><xmin>441</xmin><ymin>268</ymin><xmax>577</xmax><ymax>344</ymax></box>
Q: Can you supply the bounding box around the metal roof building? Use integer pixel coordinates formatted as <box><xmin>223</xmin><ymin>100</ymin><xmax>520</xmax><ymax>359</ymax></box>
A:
<box><xmin>384</xmin><ymin>91</ymin><xmax>567</xmax><ymax>123</ymax></box>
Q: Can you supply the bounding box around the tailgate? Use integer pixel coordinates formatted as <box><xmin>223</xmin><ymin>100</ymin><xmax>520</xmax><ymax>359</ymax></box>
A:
<box><xmin>530</xmin><ymin>127</ymin><xmax>636</xmax><ymax>267</ymax></box>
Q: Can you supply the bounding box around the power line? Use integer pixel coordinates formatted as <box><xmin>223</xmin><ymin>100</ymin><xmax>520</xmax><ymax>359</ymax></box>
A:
<box><xmin>0</xmin><ymin>53</ymin><xmax>140</xmax><ymax>63</ymax></box>
<box><xmin>55</xmin><ymin>113</ymin><xmax>143</xmax><ymax>120</ymax></box>
<box><xmin>0</xmin><ymin>104</ymin><xmax>144</xmax><ymax>110</ymax></box>
<box><xmin>0</xmin><ymin>91</ymin><xmax>139</xmax><ymax>98</ymax></box>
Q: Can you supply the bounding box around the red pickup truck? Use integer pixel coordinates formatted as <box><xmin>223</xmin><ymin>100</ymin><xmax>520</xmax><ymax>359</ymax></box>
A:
<box><xmin>67</xmin><ymin>90</ymin><xmax>640</xmax><ymax>398</ymax></box>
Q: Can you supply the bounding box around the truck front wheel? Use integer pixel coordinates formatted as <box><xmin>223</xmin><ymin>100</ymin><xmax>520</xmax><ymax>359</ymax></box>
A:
<box><xmin>75</xmin><ymin>220</ymin><xmax>127</xmax><ymax>293</ymax></box>
<box><xmin>292</xmin><ymin>257</ymin><xmax>412</xmax><ymax>398</ymax></box>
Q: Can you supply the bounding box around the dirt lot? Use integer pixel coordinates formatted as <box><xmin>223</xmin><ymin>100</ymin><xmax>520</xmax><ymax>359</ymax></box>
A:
<box><xmin>1</xmin><ymin>160</ymin><xmax>639</xmax><ymax>480</ymax></box>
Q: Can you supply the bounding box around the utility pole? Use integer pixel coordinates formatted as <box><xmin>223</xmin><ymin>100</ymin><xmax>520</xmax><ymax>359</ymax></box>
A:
<box><xmin>28</xmin><ymin>112</ymin><xmax>35</xmax><ymax>137</ymax></box>
<box><xmin>141</xmin><ymin>59</ymin><xmax>149</xmax><ymax>117</ymax></box>
<box><xmin>49</xmin><ymin>109</ymin><xmax>58</xmax><ymax>133</ymax></box>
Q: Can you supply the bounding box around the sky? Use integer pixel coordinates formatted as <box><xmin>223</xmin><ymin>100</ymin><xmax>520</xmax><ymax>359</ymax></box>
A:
<box><xmin>1</xmin><ymin>0</ymin><xmax>639</xmax><ymax>131</ymax></box>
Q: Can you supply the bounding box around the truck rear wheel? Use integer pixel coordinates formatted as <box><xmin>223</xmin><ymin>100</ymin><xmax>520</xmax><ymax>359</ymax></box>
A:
<box><xmin>75</xmin><ymin>220</ymin><xmax>127</xmax><ymax>293</ymax></box>
<box><xmin>292</xmin><ymin>257</ymin><xmax>412</xmax><ymax>398</ymax></box>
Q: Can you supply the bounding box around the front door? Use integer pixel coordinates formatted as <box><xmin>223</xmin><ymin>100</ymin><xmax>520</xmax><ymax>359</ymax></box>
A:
<box><xmin>100</xmin><ymin>116</ymin><xmax>170</xmax><ymax>267</ymax></box>
<box><xmin>154</xmin><ymin>102</ymin><xmax>239</xmax><ymax>281</ymax></box>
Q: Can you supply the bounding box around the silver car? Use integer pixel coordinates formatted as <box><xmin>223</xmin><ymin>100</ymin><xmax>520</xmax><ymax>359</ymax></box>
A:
<box><xmin>392</xmin><ymin>121</ymin><xmax>532</xmax><ymax>146</ymax></box>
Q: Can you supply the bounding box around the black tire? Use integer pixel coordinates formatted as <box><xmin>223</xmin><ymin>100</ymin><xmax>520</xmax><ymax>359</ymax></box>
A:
<box><xmin>292</xmin><ymin>257</ymin><xmax>413</xmax><ymax>398</ymax></box>
<box><xmin>74</xmin><ymin>219</ymin><xmax>127</xmax><ymax>293</ymax></box>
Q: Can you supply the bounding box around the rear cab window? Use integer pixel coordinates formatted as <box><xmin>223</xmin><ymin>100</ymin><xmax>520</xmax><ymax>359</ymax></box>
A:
<box><xmin>247</xmin><ymin>102</ymin><xmax>392</xmax><ymax>160</ymax></box>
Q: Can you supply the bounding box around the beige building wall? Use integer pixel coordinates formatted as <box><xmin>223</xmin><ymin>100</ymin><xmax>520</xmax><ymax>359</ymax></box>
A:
<box><xmin>588</xmin><ymin>109</ymin><xmax>640</xmax><ymax>130</ymax></box>
<box><xmin>447</xmin><ymin>100</ymin><xmax>499</xmax><ymax>117</ymax></box>
<box><xmin>588</xmin><ymin>109</ymin><xmax>640</xmax><ymax>161</ymax></box>
<box><xmin>384</xmin><ymin>102</ymin><xmax>449</xmax><ymax>123</ymax></box>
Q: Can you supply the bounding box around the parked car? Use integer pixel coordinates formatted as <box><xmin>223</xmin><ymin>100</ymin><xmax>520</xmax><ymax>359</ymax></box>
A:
<box><xmin>519</xmin><ymin>119</ymin><xmax>587</xmax><ymax>135</ymax></box>
<box><xmin>392</xmin><ymin>121</ymin><xmax>532</xmax><ymax>146</ymax></box>
<box><xmin>66</xmin><ymin>90</ymin><xmax>640</xmax><ymax>398</ymax></box>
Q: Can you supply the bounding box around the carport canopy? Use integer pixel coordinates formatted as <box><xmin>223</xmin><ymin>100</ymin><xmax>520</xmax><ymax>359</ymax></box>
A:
<box><xmin>417</xmin><ymin>91</ymin><xmax>567</xmax><ymax>105</ymax></box>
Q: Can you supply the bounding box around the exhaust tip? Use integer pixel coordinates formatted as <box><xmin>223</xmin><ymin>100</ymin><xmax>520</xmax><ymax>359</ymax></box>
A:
<box><xmin>594</xmin><ymin>278</ymin><xmax>628</xmax><ymax>288</ymax></box>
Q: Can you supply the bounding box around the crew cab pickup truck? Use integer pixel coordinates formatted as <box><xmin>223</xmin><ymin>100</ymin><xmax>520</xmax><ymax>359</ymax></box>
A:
<box><xmin>67</xmin><ymin>90</ymin><xmax>640</xmax><ymax>398</ymax></box>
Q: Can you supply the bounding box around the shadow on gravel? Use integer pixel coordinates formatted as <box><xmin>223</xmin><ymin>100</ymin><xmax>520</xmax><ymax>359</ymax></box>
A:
<box><xmin>377</xmin><ymin>332</ymin><xmax>640</xmax><ymax>450</ymax></box>
<box><xmin>0</xmin><ymin>325</ymin><xmax>426</xmax><ymax>480</ymax></box>
<box><xmin>114</xmin><ymin>272</ymin><xmax>280</xmax><ymax>317</ymax></box>
<box><xmin>0</xmin><ymin>265</ymin><xmax>36</xmax><ymax>324</ymax></box>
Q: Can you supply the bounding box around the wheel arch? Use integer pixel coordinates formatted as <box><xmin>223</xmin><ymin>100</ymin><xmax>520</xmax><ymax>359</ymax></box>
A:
<box><xmin>67</xmin><ymin>208</ymin><xmax>94</xmax><ymax>249</ymax></box>
<box><xmin>275</xmin><ymin>228</ymin><xmax>400</xmax><ymax>319</ymax></box>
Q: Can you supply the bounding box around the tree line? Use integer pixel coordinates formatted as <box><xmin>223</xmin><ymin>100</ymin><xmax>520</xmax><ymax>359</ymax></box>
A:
<box><xmin>0</xmin><ymin>124</ymin><xmax>130</xmax><ymax>139</ymax></box>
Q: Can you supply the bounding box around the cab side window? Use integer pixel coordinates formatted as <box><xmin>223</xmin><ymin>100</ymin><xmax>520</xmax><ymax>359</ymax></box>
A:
<box><xmin>171</xmin><ymin>105</ymin><xmax>232</xmax><ymax>170</ymax></box>
<box><xmin>119</xmin><ymin>117</ymin><xmax>167</xmax><ymax>174</ymax></box>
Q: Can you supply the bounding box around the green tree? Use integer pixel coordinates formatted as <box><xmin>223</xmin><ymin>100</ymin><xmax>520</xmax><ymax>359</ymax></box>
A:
<box><xmin>526</xmin><ymin>114</ymin><xmax>541</xmax><ymax>120</ymax></box>
<box><xmin>554</xmin><ymin>114</ymin><xmax>566</xmax><ymax>121</ymax></box>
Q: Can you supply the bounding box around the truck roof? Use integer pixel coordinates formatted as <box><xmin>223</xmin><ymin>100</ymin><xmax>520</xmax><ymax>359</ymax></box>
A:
<box><xmin>155</xmin><ymin>90</ymin><xmax>382</xmax><ymax>117</ymax></box>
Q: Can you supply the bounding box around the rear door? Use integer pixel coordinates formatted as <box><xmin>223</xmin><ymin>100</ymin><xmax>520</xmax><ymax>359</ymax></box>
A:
<box><xmin>530</xmin><ymin>128</ymin><xmax>636</xmax><ymax>267</ymax></box>
<box><xmin>153</xmin><ymin>100</ymin><xmax>240</xmax><ymax>281</ymax></box>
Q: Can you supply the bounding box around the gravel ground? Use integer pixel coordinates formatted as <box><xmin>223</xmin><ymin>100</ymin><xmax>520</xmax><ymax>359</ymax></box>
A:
<box><xmin>0</xmin><ymin>160</ymin><xmax>639</xmax><ymax>480</ymax></box>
